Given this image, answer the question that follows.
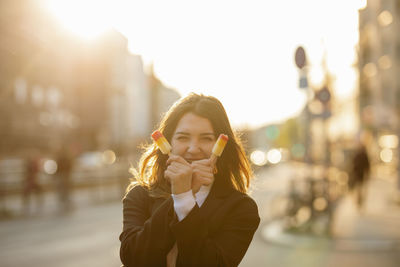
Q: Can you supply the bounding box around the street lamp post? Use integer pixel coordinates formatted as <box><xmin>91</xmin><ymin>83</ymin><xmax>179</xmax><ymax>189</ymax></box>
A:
<box><xmin>293</xmin><ymin>46</ymin><xmax>335</xmax><ymax>235</ymax></box>
<box><xmin>295</xmin><ymin>46</ymin><xmax>312</xmax><ymax>164</ymax></box>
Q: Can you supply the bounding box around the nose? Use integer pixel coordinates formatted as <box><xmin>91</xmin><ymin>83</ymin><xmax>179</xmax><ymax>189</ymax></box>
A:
<box><xmin>187</xmin><ymin>139</ymin><xmax>201</xmax><ymax>154</ymax></box>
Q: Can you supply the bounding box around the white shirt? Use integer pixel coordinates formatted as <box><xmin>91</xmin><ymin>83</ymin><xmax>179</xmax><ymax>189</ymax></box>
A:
<box><xmin>171</xmin><ymin>185</ymin><xmax>212</xmax><ymax>221</ymax></box>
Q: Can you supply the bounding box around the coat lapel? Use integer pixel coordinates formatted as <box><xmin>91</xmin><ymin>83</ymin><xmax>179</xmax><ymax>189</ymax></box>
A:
<box><xmin>199</xmin><ymin>173</ymin><xmax>235</xmax><ymax>217</ymax></box>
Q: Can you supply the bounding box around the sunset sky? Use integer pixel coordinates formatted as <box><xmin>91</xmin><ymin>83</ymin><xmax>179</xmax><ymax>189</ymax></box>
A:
<box><xmin>44</xmin><ymin>0</ymin><xmax>367</xmax><ymax>129</ymax></box>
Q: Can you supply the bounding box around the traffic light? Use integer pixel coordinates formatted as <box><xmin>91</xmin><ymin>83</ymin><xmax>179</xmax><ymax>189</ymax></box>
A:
<box><xmin>315</xmin><ymin>86</ymin><xmax>331</xmax><ymax>119</ymax></box>
<box><xmin>315</xmin><ymin>86</ymin><xmax>330</xmax><ymax>104</ymax></box>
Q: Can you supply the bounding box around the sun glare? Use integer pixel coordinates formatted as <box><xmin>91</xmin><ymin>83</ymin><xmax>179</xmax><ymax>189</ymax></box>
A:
<box><xmin>44</xmin><ymin>0</ymin><xmax>117</xmax><ymax>40</ymax></box>
<box><xmin>42</xmin><ymin>0</ymin><xmax>362</xmax><ymax>128</ymax></box>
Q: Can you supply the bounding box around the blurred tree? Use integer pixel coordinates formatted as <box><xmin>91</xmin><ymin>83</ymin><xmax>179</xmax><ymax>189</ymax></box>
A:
<box><xmin>275</xmin><ymin>118</ymin><xmax>301</xmax><ymax>148</ymax></box>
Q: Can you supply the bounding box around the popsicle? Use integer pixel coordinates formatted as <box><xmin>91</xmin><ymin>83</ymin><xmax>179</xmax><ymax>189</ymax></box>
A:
<box><xmin>151</xmin><ymin>130</ymin><xmax>172</xmax><ymax>155</ymax></box>
<box><xmin>211</xmin><ymin>134</ymin><xmax>229</xmax><ymax>162</ymax></box>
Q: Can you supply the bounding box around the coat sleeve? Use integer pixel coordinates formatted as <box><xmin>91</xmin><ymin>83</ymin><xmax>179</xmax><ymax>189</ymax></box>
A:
<box><xmin>171</xmin><ymin>195</ymin><xmax>260</xmax><ymax>266</ymax></box>
<box><xmin>119</xmin><ymin>186</ymin><xmax>176</xmax><ymax>266</ymax></box>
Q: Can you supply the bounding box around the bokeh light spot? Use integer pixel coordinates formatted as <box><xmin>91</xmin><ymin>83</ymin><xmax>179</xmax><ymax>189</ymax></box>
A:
<box><xmin>44</xmin><ymin>159</ymin><xmax>58</xmax><ymax>174</ymax></box>
<box><xmin>102</xmin><ymin>150</ymin><xmax>116</xmax><ymax>165</ymax></box>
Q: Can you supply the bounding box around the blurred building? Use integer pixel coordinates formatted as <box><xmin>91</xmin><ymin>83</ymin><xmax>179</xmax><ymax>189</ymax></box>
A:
<box><xmin>113</xmin><ymin>53</ymin><xmax>151</xmax><ymax>150</ymax></box>
<box><xmin>0</xmin><ymin>0</ymin><xmax>180</xmax><ymax>157</ymax></box>
<box><xmin>148</xmin><ymin>65</ymin><xmax>181</xmax><ymax>129</ymax></box>
<box><xmin>358</xmin><ymin>0</ymin><xmax>400</xmax><ymax>189</ymax></box>
<box><xmin>111</xmin><ymin>53</ymin><xmax>181</xmax><ymax>153</ymax></box>
<box><xmin>78</xmin><ymin>31</ymin><xmax>151</xmax><ymax>153</ymax></box>
<box><xmin>358</xmin><ymin>0</ymin><xmax>400</xmax><ymax>133</ymax></box>
<box><xmin>246</xmin><ymin>124</ymin><xmax>282</xmax><ymax>151</ymax></box>
<box><xmin>358</xmin><ymin>0</ymin><xmax>400</xmax><ymax>167</ymax></box>
<box><xmin>0</xmin><ymin>0</ymin><xmax>76</xmax><ymax>155</ymax></box>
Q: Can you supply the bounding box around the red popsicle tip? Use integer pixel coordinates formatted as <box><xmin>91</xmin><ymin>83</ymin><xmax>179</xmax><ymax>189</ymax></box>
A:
<box><xmin>151</xmin><ymin>130</ymin><xmax>163</xmax><ymax>141</ymax></box>
<box><xmin>219</xmin><ymin>134</ymin><xmax>229</xmax><ymax>141</ymax></box>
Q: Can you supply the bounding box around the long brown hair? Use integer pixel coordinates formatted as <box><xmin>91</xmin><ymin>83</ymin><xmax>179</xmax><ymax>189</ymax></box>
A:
<box><xmin>128</xmin><ymin>93</ymin><xmax>253</xmax><ymax>198</ymax></box>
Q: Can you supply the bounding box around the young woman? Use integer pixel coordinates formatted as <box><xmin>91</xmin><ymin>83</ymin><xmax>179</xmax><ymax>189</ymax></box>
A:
<box><xmin>119</xmin><ymin>93</ymin><xmax>260</xmax><ymax>266</ymax></box>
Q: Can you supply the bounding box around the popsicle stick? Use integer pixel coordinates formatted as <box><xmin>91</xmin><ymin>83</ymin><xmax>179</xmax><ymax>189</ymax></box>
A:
<box><xmin>210</xmin><ymin>153</ymin><xmax>218</xmax><ymax>165</ymax></box>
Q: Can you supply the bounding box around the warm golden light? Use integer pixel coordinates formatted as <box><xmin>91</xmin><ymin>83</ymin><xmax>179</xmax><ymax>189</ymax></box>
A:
<box><xmin>378</xmin><ymin>55</ymin><xmax>392</xmax><ymax>70</ymax></box>
<box><xmin>313</xmin><ymin>197</ymin><xmax>328</xmax><ymax>211</ymax></box>
<box><xmin>337</xmin><ymin>172</ymin><xmax>349</xmax><ymax>186</ymax></box>
<box><xmin>363</xmin><ymin>63</ymin><xmax>377</xmax><ymax>77</ymax></box>
<box><xmin>44</xmin><ymin>159</ymin><xmax>58</xmax><ymax>174</ymax></box>
<box><xmin>379</xmin><ymin>135</ymin><xmax>398</xmax><ymax>149</ymax></box>
<box><xmin>102</xmin><ymin>150</ymin><xmax>116</xmax><ymax>165</ymax></box>
<box><xmin>42</xmin><ymin>0</ymin><xmax>362</xmax><ymax>128</ymax></box>
<box><xmin>380</xmin><ymin>148</ymin><xmax>393</xmax><ymax>163</ymax></box>
<box><xmin>378</xmin><ymin>10</ymin><xmax>393</xmax><ymax>27</ymax></box>
<box><xmin>308</xmin><ymin>100</ymin><xmax>324</xmax><ymax>115</ymax></box>
<box><xmin>250</xmin><ymin>150</ymin><xmax>267</xmax><ymax>166</ymax></box>
<box><xmin>267</xmin><ymin>149</ymin><xmax>282</xmax><ymax>164</ymax></box>
<box><xmin>357</xmin><ymin>0</ymin><xmax>367</xmax><ymax>10</ymax></box>
<box><xmin>309</xmin><ymin>67</ymin><xmax>325</xmax><ymax>88</ymax></box>
<box><xmin>117</xmin><ymin>1</ymin><xmax>361</xmax><ymax>128</ymax></box>
<box><xmin>296</xmin><ymin>206</ymin><xmax>311</xmax><ymax>224</ymax></box>
<box><xmin>45</xmin><ymin>0</ymin><xmax>115</xmax><ymax>39</ymax></box>
<box><xmin>331</xmin><ymin>150</ymin><xmax>345</xmax><ymax>166</ymax></box>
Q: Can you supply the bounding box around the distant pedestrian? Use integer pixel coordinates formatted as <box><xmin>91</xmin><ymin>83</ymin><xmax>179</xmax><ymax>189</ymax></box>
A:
<box><xmin>56</xmin><ymin>147</ymin><xmax>74</xmax><ymax>213</ymax></box>
<box><xmin>349</xmin><ymin>144</ymin><xmax>370</xmax><ymax>210</ymax></box>
<box><xmin>23</xmin><ymin>154</ymin><xmax>43</xmax><ymax>215</ymax></box>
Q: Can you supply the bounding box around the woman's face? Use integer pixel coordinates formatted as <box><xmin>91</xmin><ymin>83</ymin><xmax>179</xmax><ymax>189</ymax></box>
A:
<box><xmin>171</xmin><ymin>112</ymin><xmax>216</xmax><ymax>163</ymax></box>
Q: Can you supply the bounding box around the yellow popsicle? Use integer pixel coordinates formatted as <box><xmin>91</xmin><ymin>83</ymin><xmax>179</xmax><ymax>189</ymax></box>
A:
<box><xmin>212</xmin><ymin>134</ymin><xmax>229</xmax><ymax>157</ymax></box>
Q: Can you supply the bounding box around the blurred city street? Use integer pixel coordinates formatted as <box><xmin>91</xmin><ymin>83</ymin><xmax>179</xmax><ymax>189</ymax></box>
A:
<box><xmin>1</xmin><ymin>0</ymin><xmax>400</xmax><ymax>266</ymax></box>
<box><xmin>1</xmin><ymin>162</ymin><xmax>400</xmax><ymax>267</ymax></box>
<box><xmin>0</xmin><ymin>200</ymin><xmax>122</xmax><ymax>267</ymax></box>
<box><xmin>242</xmin><ymin>162</ymin><xmax>400</xmax><ymax>267</ymax></box>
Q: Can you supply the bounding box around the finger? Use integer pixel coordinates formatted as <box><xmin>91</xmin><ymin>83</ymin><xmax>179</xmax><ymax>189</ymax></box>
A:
<box><xmin>193</xmin><ymin>157</ymin><xmax>216</xmax><ymax>169</ymax></box>
<box><xmin>192</xmin><ymin>158</ymin><xmax>212</xmax><ymax>166</ymax></box>
<box><xmin>165</xmin><ymin>167</ymin><xmax>181</xmax><ymax>175</ymax></box>
<box><xmin>193</xmin><ymin>170</ymin><xmax>214</xmax><ymax>178</ymax></box>
<box><xmin>197</xmin><ymin>177</ymin><xmax>213</xmax><ymax>186</ymax></box>
<box><xmin>165</xmin><ymin>168</ymin><xmax>186</xmax><ymax>182</ymax></box>
<box><xmin>170</xmin><ymin>161</ymin><xmax>193</xmax><ymax>173</ymax></box>
<box><xmin>191</xmin><ymin>159</ymin><xmax>214</xmax><ymax>172</ymax></box>
<box><xmin>166</xmin><ymin>164</ymin><xmax>179</xmax><ymax>173</ymax></box>
<box><xmin>164</xmin><ymin>170</ymin><xmax>172</xmax><ymax>182</ymax></box>
<box><xmin>192</xmin><ymin>164</ymin><xmax>213</xmax><ymax>174</ymax></box>
<box><xmin>192</xmin><ymin>172</ymin><xmax>213</xmax><ymax>184</ymax></box>
<box><xmin>167</xmin><ymin>155</ymin><xmax>190</xmax><ymax>166</ymax></box>
<box><xmin>166</xmin><ymin>155</ymin><xmax>176</xmax><ymax>166</ymax></box>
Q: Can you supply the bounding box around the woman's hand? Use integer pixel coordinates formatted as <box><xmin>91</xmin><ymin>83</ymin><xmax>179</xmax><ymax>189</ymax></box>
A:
<box><xmin>165</xmin><ymin>155</ymin><xmax>193</xmax><ymax>194</ymax></box>
<box><xmin>191</xmin><ymin>158</ymin><xmax>215</xmax><ymax>194</ymax></box>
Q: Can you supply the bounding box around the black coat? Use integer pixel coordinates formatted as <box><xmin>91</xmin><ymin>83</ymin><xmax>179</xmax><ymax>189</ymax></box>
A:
<box><xmin>119</xmin><ymin>174</ymin><xmax>260</xmax><ymax>267</ymax></box>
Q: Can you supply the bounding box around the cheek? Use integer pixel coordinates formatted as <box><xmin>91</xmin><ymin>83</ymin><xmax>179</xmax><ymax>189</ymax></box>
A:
<box><xmin>203</xmin><ymin>143</ymin><xmax>214</xmax><ymax>156</ymax></box>
<box><xmin>171</xmin><ymin>141</ymin><xmax>185</xmax><ymax>154</ymax></box>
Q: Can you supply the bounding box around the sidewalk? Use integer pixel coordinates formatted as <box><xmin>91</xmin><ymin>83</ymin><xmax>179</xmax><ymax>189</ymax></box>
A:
<box><xmin>0</xmin><ymin>182</ymin><xmax>124</xmax><ymax>219</ymax></box>
<box><xmin>260</xmin><ymin>169</ymin><xmax>400</xmax><ymax>252</ymax></box>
